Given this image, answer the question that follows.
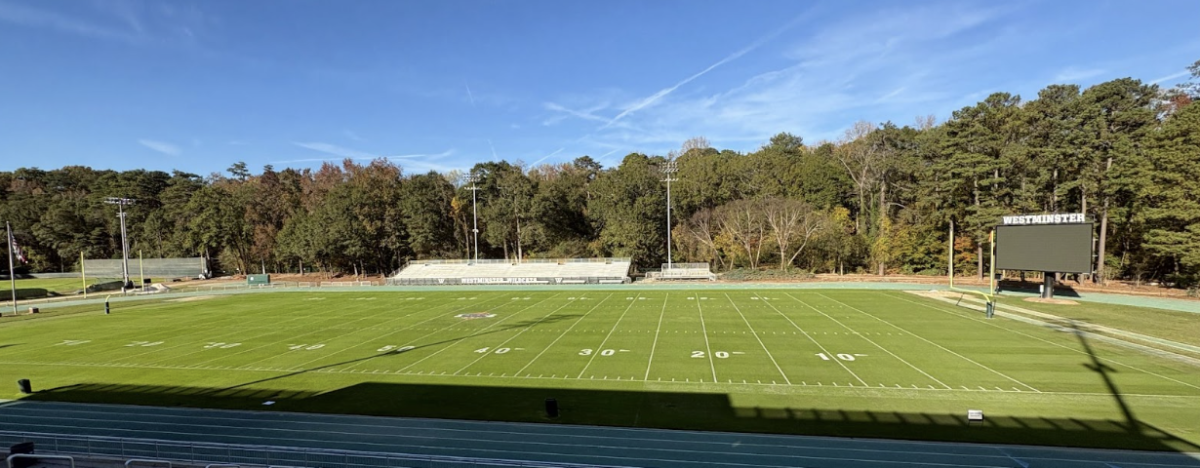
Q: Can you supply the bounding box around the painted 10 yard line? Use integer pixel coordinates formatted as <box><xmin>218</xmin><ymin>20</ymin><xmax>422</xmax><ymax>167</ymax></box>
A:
<box><xmin>576</xmin><ymin>293</ymin><xmax>642</xmax><ymax>379</ymax></box>
<box><xmin>786</xmin><ymin>293</ymin><xmax>950</xmax><ymax>389</ymax></box>
<box><xmin>395</xmin><ymin>293</ymin><xmax>566</xmax><ymax>373</ymax></box>
<box><xmin>889</xmin><ymin>292</ymin><xmax>1200</xmax><ymax>393</ymax></box>
<box><xmin>454</xmin><ymin>294</ymin><xmax>604</xmax><ymax>375</ymax></box>
<box><xmin>514</xmin><ymin>294</ymin><xmax>615</xmax><ymax>376</ymax></box>
<box><xmin>816</xmin><ymin>292</ymin><xmax>1041</xmax><ymax>393</ymax></box>
<box><xmin>642</xmin><ymin>293</ymin><xmax>669</xmax><ymax>381</ymax></box>
<box><xmin>723</xmin><ymin>293</ymin><xmax>790</xmax><ymax>385</ymax></box>
<box><xmin>752</xmin><ymin>292</ymin><xmax>867</xmax><ymax>387</ymax></box>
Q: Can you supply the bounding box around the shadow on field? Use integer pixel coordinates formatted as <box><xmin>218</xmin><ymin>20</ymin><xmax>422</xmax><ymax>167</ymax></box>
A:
<box><xmin>9</xmin><ymin>288</ymin><xmax>53</xmax><ymax>300</ymax></box>
<box><xmin>997</xmin><ymin>279</ymin><xmax>1082</xmax><ymax>297</ymax></box>
<box><xmin>24</xmin><ymin>378</ymin><xmax>1200</xmax><ymax>453</ymax></box>
<box><xmin>214</xmin><ymin>313</ymin><xmax>583</xmax><ymax>393</ymax></box>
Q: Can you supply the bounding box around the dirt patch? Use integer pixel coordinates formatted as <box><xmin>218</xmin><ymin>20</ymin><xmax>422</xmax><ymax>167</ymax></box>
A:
<box><xmin>169</xmin><ymin>295</ymin><xmax>218</xmax><ymax>303</ymax></box>
<box><xmin>1024</xmin><ymin>297</ymin><xmax>1079</xmax><ymax>305</ymax></box>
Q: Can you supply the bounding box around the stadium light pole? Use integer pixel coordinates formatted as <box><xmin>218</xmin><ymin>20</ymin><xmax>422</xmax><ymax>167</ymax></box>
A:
<box><xmin>104</xmin><ymin>197</ymin><xmax>136</xmax><ymax>292</ymax></box>
<box><xmin>467</xmin><ymin>174</ymin><xmax>481</xmax><ymax>264</ymax></box>
<box><xmin>660</xmin><ymin>159</ymin><xmax>679</xmax><ymax>270</ymax></box>
<box><xmin>6</xmin><ymin>221</ymin><xmax>16</xmax><ymax>315</ymax></box>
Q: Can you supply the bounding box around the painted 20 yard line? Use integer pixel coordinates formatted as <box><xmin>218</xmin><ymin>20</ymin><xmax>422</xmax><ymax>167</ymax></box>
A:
<box><xmin>694</xmin><ymin>293</ymin><xmax>718</xmax><ymax>383</ymax></box>
<box><xmin>110</xmin><ymin>296</ymin><xmax>365</xmax><ymax>365</ymax></box>
<box><xmin>176</xmin><ymin>295</ymin><xmax>408</xmax><ymax>367</ymax></box>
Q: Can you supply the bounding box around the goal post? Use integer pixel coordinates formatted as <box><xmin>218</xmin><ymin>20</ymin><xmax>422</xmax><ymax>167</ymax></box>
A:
<box><xmin>947</xmin><ymin>220</ymin><xmax>996</xmax><ymax>318</ymax></box>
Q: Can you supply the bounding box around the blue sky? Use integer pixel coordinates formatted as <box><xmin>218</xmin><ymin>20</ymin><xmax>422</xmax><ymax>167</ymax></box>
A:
<box><xmin>1</xmin><ymin>0</ymin><xmax>1197</xmax><ymax>176</ymax></box>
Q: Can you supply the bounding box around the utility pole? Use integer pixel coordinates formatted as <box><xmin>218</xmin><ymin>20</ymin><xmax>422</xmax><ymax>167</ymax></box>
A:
<box><xmin>660</xmin><ymin>159</ymin><xmax>679</xmax><ymax>270</ymax></box>
<box><xmin>104</xmin><ymin>197</ymin><xmax>136</xmax><ymax>292</ymax></box>
<box><xmin>6</xmin><ymin>221</ymin><xmax>16</xmax><ymax>315</ymax></box>
<box><xmin>467</xmin><ymin>174</ymin><xmax>481</xmax><ymax>264</ymax></box>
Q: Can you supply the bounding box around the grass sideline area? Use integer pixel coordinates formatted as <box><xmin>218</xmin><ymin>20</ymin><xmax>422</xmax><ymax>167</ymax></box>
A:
<box><xmin>1</xmin><ymin>289</ymin><xmax>1198</xmax><ymax>452</ymax></box>
<box><xmin>3</xmin><ymin>277</ymin><xmax>96</xmax><ymax>299</ymax></box>
<box><xmin>996</xmin><ymin>296</ymin><xmax>1200</xmax><ymax>349</ymax></box>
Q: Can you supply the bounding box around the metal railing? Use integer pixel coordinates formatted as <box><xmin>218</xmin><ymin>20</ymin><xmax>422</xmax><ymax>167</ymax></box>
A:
<box><xmin>411</xmin><ymin>258</ymin><xmax>630</xmax><ymax>266</ymax></box>
<box><xmin>0</xmin><ymin>431</ymin><xmax>633</xmax><ymax>468</ymax></box>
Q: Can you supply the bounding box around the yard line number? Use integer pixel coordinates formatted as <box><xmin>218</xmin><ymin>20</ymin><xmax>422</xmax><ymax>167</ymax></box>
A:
<box><xmin>288</xmin><ymin>343</ymin><xmax>325</xmax><ymax>350</ymax></box>
<box><xmin>475</xmin><ymin>347</ymin><xmax>522</xmax><ymax>355</ymax></box>
<box><xmin>204</xmin><ymin>342</ymin><xmax>241</xmax><ymax>349</ymax></box>
<box><xmin>579</xmin><ymin>349</ymin><xmax>630</xmax><ymax>356</ymax></box>
<box><xmin>816</xmin><ymin>353</ymin><xmax>867</xmax><ymax>361</ymax></box>
<box><xmin>692</xmin><ymin>351</ymin><xmax>742</xmax><ymax>359</ymax></box>
<box><xmin>125</xmin><ymin>341</ymin><xmax>164</xmax><ymax>347</ymax></box>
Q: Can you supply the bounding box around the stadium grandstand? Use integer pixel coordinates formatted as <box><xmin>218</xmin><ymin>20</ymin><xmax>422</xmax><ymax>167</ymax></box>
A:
<box><xmin>388</xmin><ymin>257</ymin><xmax>631</xmax><ymax>285</ymax></box>
<box><xmin>645</xmin><ymin>262</ymin><xmax>716</xmax><ymax>281</ymax></box>
<box><xmin>82</xmin><ymin>257</ymin><xmax>209</xmax><ymax>280</ymax></box>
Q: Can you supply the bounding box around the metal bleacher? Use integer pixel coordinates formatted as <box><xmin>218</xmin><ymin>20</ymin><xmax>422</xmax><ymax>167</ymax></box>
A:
<box><xmin>646</xmin><ymin>263</ymin><xmax>716</xmax><ymax>281</ymax></box>
<box><xmin>387</xmin><ymin>258</ymin><xmax>632</xmax><ymax>286</ymax></box>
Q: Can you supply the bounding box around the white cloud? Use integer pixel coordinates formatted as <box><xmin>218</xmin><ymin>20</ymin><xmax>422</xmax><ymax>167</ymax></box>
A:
<box><xmin>138</xmin><ymin>139</ymin><xmax>180</xmax><ymax>156</ymax></box>
<box><xmin>342</xmin><ymin>130</ymin><xmax>365</xmax><ymax>142</ymax></box>
<box><xmin>1053</xmin><ymin>66</ymin><xmax>1107</xmax><ymax>83</ymax></box>
<box><xmin>560</xmin><ymin>3</ymin><xmax>1010</xmax><ymax>153</ymax></box>
<box><xmin>282</xmin><ymin>142</ymin><xmax>458</xmax><ymax>172</ymax></box>
<box><xmin>1151</xmin><ymin>70</ymin><xmax>1190</xmax><ymax>85</ymax></box>
<box><xmin>599</xmin><ymin>13</ymin><xmax>810</xmax><ymax>130</ymax></box>
<box><xmin>0</xmin><ymin>1</ymin><xmax>140</xmax><ymax>43</ymax></box>
<box><xmin>531</xmin><ymin>147</ymin><xmax>565</xmax><ymax>166</ymax></box>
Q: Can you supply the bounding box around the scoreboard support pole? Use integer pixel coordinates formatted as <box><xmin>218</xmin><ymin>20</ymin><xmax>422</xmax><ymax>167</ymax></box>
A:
<box><xmin>1042</xmin><ymin>272</ymin><xmax>1055</xmax><ymax>300</ymax></box>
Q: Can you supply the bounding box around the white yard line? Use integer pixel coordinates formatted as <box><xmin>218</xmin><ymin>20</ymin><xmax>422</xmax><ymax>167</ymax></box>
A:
<box><xmin>694</xmin><ymin>295</ymin><xmax>718</xmax><ymax>383</ymax></box>
<box><xmin>724</xmin><ymin>294</ymin><xmax>791</xmax><ymax>385</ymax></box>
<box><xmin>294</xmin><ymin>293</ymin><xmax>511</xmax><ymax>370</ymax></box>
<box><xmin>891</xmin><ymin>292</ymin><xmax>1200</xmax><ymax>393</ymax></box>
<box><xmin>785</xmin><ymin>293</ymin><xmax>950</xmax><ymax>389</ymax></box>
<box><xmin>817</xmin><ymin>292</ymin><xmax>1041</xmax><ymax>393</ymax></box>
<box><xmin>577</xmin><ymin>293</ymin><xmax>642</xmax><ymax>378</ymax></box>
<box><xmin>753</xmin><ymin>292</ymin><xmax>868</xmax><ymax>386</ymax></box>
<box><xmin>642</xmin><ymin>294</ymin><xmax>668</xmax><ymax>381</ymax></box>
<box><xmin>180</xmin><ymin>297</ymin><xmax>407</xmax><ymax>367</ymax></box>
<box><xmin>10</xmin><ymin>357</ymin><xmax>1197</xmax><ymax>401</ymax></box>
<box><xmin>99</xmin><ymin>298</ymin><xmax>344</xmax><ymax>363</ymax></box>
<box><xmin>394</xmin><ymin>293</ymin><xmax>566</xmax><ymax>374</ymax></box>
<box><xmin>512</xmin><ymin>294</ymin><xmax>614</xmax><ymax>375</ymax></box>
<box><xmin>134</xmin><ymin>298</ymin><xmax>393</xmax><ymax>366</ymax></box>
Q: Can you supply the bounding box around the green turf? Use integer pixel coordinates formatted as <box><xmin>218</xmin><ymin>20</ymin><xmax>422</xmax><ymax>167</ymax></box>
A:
<box><xmin>5</xmin><ymin>277</ymin><xmax>95</xmax><ymax>299</ymax></box>
<box><xmin>996</xmin><ymin>296</ymin><xmax>1200</xmax><ymax>348</ymax></box>
<box><xmin>2</xmin><ymin>289</ymin><xmax>1199</xmax><ymax>451</ymax></box>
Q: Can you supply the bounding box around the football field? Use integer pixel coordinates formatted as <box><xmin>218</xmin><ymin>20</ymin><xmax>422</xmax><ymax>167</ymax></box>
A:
<box><xmin>2</xmin><ymin>288</ymin><xmax>1199</xmax><ymax>451</ymax></box>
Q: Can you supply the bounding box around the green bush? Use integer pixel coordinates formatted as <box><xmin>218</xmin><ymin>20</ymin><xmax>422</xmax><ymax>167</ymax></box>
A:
<box><xmin>720</xmin><ymin>268</ymin><xmax>815</xmax><ymax>281</ymax></box>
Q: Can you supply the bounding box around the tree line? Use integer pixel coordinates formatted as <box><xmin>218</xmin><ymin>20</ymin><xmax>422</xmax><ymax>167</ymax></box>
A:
<box><xmin>3</xmin><ymin>61</ymin><xmax>1199</xmax><ymax>286</ymax></box>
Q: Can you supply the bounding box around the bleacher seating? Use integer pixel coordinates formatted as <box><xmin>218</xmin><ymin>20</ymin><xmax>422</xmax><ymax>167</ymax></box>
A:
<box><xmin>647</xmin><ymin>263</ymin><xmax>716</xmax><ymax>281</ymax></box>
<box><xmin>388</xmin><ymin>258</ymin><xmax>631</xmax><ymax>285</ymax></box>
